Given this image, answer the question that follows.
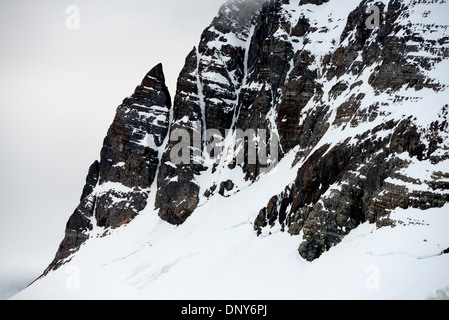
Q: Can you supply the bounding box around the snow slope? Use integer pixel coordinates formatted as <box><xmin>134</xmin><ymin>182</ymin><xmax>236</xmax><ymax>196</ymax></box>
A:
<box><xmin>13</xmin><ymin>147</ymin><xmax>449</xmax><ymax>300</ymax></box>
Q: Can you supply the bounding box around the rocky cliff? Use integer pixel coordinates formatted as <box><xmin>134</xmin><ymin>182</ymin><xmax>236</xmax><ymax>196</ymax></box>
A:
<box><xmin>44</xmin><ymin>0</ymin><xmax>449</xmax><ymax>275</ymax></box>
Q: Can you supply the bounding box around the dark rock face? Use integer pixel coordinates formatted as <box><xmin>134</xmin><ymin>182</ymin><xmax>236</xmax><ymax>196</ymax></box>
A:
<box><xmin>219</xmin><ymin>180</ymin><xmax>235</xmax><ymax>196</ymax></box>
<box><xmin>299</xmin><ymin>0</ymin><xmax>329</xmax><ymax>5</ymax></box>
<box><xmin>44</xmin><ymin>64</ymin><xmax>171</xmax><ymax>273</ymax></box>
<box><xmin>154</xmin><ymin>49</ymin><xmax>203</xmax><ymax>226</ymax></box>
<box><xmin>93</xmin><ymin>63</ymin><xmax>172</xmax><ymax>229</ymax></box>
<box><xmin>250</xmin><ymin>0</ymin><xmax>449</xmax><ymax>261</ymax></box>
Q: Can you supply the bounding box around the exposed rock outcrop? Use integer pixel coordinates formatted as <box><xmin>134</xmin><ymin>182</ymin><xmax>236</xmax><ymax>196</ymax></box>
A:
<box><xmin>251</xmin><ymin>0</ymin><xmax>449</xmax><ymax>261</ymax></box>
<box><xmin>155</xmin><ymin>0</ymin><xmax>267</xmax><ymax>224</ymax></box>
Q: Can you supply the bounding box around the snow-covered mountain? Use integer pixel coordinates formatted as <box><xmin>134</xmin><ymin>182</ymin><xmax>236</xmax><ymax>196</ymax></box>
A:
<box><xmin>14</xmin><ymin>0</ymin><xmax>449</xmax><ymax>299</ymax></box>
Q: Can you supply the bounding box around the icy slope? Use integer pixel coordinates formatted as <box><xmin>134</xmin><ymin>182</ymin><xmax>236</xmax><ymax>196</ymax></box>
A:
<box><xmin>14</xmin><ymin>148</ymin><xmax>449</xmax><ymax>299</ymax></box>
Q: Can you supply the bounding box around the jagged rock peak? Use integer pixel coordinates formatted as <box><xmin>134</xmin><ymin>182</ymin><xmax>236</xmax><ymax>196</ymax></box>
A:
<box><xmin>43</xmin><ymin>64</ymin><xmax>172</xmax><ymax>274</ymax></box>
<box><xmin>156</xmin><ymin>0</ymin><xmax>449</xmax><ymax>261</ymax></box>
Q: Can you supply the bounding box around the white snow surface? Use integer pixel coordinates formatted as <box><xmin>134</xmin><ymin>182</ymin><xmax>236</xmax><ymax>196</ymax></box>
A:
<box><xmin>13</xmin><ymin>148</ymin><xmax>449</xmax><ymax>300</ymax></box>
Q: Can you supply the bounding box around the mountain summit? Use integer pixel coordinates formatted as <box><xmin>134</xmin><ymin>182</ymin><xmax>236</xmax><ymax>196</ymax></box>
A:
<box><xmin>43</xmin><ymin>63</ymin><xmax>171</xmax><ymax>274</ymax></box>
<box><xmin>19</xmin><ymin>0</ymin><xmax>449</xmax><ymax>299</ymax></box>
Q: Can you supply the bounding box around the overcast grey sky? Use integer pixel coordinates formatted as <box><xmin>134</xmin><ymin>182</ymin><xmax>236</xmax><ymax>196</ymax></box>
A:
<box><xmin>0</xmin><ymin>0</ymin><xmax>225</xmax><ymax>299</ymax></box>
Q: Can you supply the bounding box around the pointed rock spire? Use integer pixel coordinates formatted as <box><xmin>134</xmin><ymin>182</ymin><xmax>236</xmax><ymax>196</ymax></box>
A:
<box><xmin>43</xmin><ymin>64</ymin><xmax>171</xmax><ymax>274</ymax></box>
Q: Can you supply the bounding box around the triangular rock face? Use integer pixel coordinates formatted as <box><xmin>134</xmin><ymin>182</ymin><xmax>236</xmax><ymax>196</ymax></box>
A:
<box><xmin>44</xmin><ymin>64</ymin><xmax>171</xmax><ymax>273</ymax></box>
<box><xmin>154</xmin><ymin>0</ymin><xmax>449</xmax><ymax>260</ymax></box>
<box><xmin>249</xmin><ymin>0</ymin><xmax>449</xmax><ymax>261</ymax></box>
